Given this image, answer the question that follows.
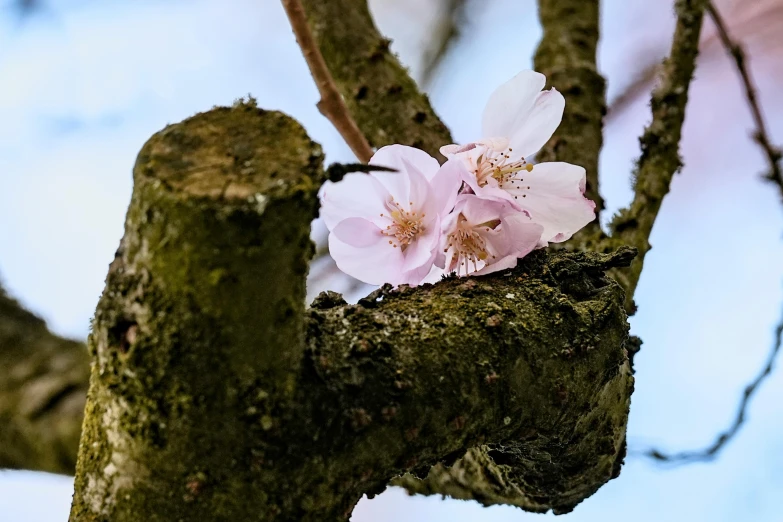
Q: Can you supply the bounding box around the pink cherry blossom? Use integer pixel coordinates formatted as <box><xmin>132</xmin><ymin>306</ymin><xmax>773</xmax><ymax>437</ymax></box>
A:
<box><xmin>320</xmin><ymin>145</ymin><xmax>465</xmax><ymax>286</ymax></box>
<box><xmin>440</xmin><ymin>194</ymin><xmax>543</xmax><ymax>277</ymax></box>
<box><xmin>441</xmin><ymin>70</ymin><xmax>595</xmax><ymax>244</ymax></box>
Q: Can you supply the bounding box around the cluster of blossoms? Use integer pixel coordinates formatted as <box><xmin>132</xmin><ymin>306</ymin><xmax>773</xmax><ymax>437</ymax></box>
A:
<box><xmin>320</xmin><ymin>70</ymin><xmax>596</xmax><ymax>286</ymax></box>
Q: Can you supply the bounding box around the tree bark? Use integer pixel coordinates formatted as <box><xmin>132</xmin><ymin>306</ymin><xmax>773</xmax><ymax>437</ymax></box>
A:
<box><xmin>610</xmin><ymin>0</ymin><xmax>705</xmax><ymax>311</ymax></box>
<box><xmin>0</xmin><ymin>286</ymin><xmax>88</xmax><ymax>474</ymax></box>
<box><xmin>534</xmin><ymin>0</ymin><xmax>607</xmax><ymax>231</ymax></box>
<box><xmin>299</xmin><ymin>0</ymin><xmax>453</xmax><ymax>159</ymax></box>
<box><xmin>67</xmin><ymin>103</ymin><xmax>634</xmax><ymax>521</ymax></box>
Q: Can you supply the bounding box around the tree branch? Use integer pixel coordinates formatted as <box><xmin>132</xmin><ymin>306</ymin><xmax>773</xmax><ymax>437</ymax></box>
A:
<box><xmin>281</xmin><ymin>0</ymin><xmax>374</xmax><ymax>162</ymax></box>
<box><xmin>633</xmin><ymin>2</ymin><xmax>782</xmax><ymax>464</ymax></box>
<box><xmin>533</xmin><ymin>0</ymin><xmax>607</xmax><ymax>233</ymax></box>
<box><xmin>65</xmin><ymin>105</ymin><xmax>634</xmax><ymax>520</ymax></box>
<box><xmin>609</xmin><ymin>0</ymin><xmax>705</xmax><ymax>312</ymax></box>
<box><xmin>419</xmin><ymin>0</ymin><xmax>469</xmax><ymax>88</ymax></box>
<box><xmin>0</xmin><ymin>284</ymin><xmax>87</xmax><ymax>475</ymax></box>
<box><xmin>705</xmin><ymin>1</ymin><xmax>783</xmax><ymax>200</ymax></box>
<box><xmin>298</xmin><ymin>0</ymin><xmax>453</xmax><ymax>159</ymax></box>
<box><xmin>640</xmin><ymin>305</ymin><xmax>783</xmax><ymax>464</ymax></box>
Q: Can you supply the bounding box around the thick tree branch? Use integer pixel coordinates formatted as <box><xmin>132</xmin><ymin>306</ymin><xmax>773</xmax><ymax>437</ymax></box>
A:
<box><xmin>609</xmin><ymin>0</ymin><xmax>705</xmax><ymax>311</ymax></box>
<box><xmin>298</xmin><ymin>0</ymin><xmax>453</xmax><ymax>159</ymax></box>
<box><xmin>0</xmin><ymin>284</ymin><xmax>87</xmax><ymax>475</ymax></box>
<box><xmin>705</xmin><ymin>1</ymin><xmax>783</xmax><ymax>200</ymax></box>
<box><xmin>66</xmin><ymin>106</ymin><xmax>634</xmax><ymax>521</ymax></box>
<box><xmin>69</xmin><ymin>102</ymin><xmax>324</xmax><ymax>521</ymax></box>
<box><xmin>281</xmin><ymin>0</ymin><xmax>374</xmax><ymax>162</ymax></box>
<box><xmin>533</xmin><ymin>0</ymin><xmax>607</xmax><ymax>233</ymax></box>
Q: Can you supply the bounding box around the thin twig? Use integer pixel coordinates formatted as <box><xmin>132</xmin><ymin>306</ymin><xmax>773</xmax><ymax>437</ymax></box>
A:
<box><xmin>705</xmin><ymin>1</ymin><xmax>783</xmax><ymax>200</ymax></box>
<box><xmin>609</xmin><ymin>0</ymin><xmax>705</xmax><ymax>311</ymax></box>
<box><xmin>605</xmin><ymin>60</ymin><xmax>661</xmax><ymax>121</ymax></box>
<box><xmin>281</xmin><ymin>0</ymin><xmax>374</xmax><ymax>162</ymax></box>
<box><xmin>640</xmin><ymin>307</ymin><xmax>783</xmax><ymax>464</ymax></box>
<box><xmin>420</xmin><ymin>0</ymin><xmax>469</xmax><ymax>88</ymax></box>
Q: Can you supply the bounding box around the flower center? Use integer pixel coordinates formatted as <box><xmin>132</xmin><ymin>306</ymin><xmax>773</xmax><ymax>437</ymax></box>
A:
<box><xmin>471</xmin><ymin>147</ymin><xmax>534</xmax><ymax>186</ymax></box>
<box><xmin>445</xmin><ymin>215</ymin><xmax>499</xmax><ymax>275</ymax></box>
<box><xmin>380</xmin><ymin>197</ymin><xmax>425</xmax><ymax>251</ymax></box>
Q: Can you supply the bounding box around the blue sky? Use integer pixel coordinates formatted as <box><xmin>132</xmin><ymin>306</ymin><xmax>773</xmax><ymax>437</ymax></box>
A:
<box><xmin>1</xmin><ymin>1</ymin><xmax>782</xmax><ymax>521</ymax></box>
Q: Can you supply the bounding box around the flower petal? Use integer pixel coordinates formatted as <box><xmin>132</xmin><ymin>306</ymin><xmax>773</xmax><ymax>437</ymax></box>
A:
<box><xmin>505</xmin><ymin>162</ymin><xmax>595</xmax><ymax>243</ymax></box>
<box><xmin>426</xmin><ymin>159</ymin><xmax>467</xmax><ymax>216</ymax></box>
<box><xmin>332</xmin><ymin>217</ymin><xmax>382</xmax><ymax>247</ymax></box>
<box><xmin>457</xmin><ymin>193</ymin><xmax>512</xmax><ymax>226</ymax></box>
<box><xmin>320</xmin><ymin>173</ymin><xmax>389</xmax><ymax>230</ymax></box>
<box><xmin>328</xmin><ymin>232</ymin><xmax>404</xmax><ymax>285</ymax></box>
<box><xmin>401</xmin><ymin>222</ymin><xmax>439</xmax><ymax>272</ymax></box>
<box><xmin>401</xmin><ymin>156</ymin><xmax>432</xmax><ymax>213</ymax></box>
<box><xmin>371</xmin><ymin>144</ymin><xmax>440</xmax><ymax>179</ymax></box>
<box><xmin>482</xmin><ymin>70</ymin><xmax>546</xmax><ymax>139</ymax></box>
<box><xmin>440</xmin><ymin>143</ymin><xmax>477</xmax><ymax>156</ymax></box>
<box><xmin>463</xmin><ymin>175</ymin><xmax>519</xmax><ymax>210</ymax></box>
<box><xmin>508</xmin><ymin>88</ymin><xmax>565</xmax><ymax>159</ymax></box>
<box><xmin>500</xmin><ymin>214</ymin><xmax>544</xmax><ymax>256</ymax></box>
<box><xmin>477</xmin><ymin>137</ymin><xmax>509</xmax><ymax>152</ymax></box>
<box><xmin>401</xmin><ymin>243</ymin><xmax>437</xmax><ymax>285</ymax></box>
<box><xmin>472</xmin><ymin>254</ymin><xmax>518</xmax><ymax>276</ymax></box>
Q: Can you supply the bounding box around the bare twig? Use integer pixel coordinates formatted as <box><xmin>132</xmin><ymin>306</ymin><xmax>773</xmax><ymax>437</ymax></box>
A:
<box><xmin>420</xmin><ymin>0</ymin><xmax>469</xmax><ymax>87</ymax></box>
<box><xmin>325</xmin><ymin>162</ymin><xmax>396</xmax><ymax>183</ymax></box>
<box><xmin>705</xmin><ymin>1</ymin><xmax>783</xmax><ymax>200</ymax></box>
<box><xmin>609</xmin><ymin>0</ymin><xmax>705</xmax><ymax>311</ymax></box>
<box><xmin>640</xmin><ymin>307</ymin><xmax>783</xmax><ymax>464</ymax></box>
<box><xmin>281</xmin><ymin>0</ymin><xmax>374</xmax><ymax>162</ymax></box>
<box><xmin>606</xmin><ymin>61</ymin><xmax>661</xmax><ymax>122</ymax></box>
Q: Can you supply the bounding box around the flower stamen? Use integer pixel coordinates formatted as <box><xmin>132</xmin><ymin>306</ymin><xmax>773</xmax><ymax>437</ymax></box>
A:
<box><xmin>445</xmin><ymin>214</ymin><xmax>499</xmax><ymax>276</ymax></box>
<box><xmin>468</xmin><ymin>147</ymin><xmax>531</xmax><ymax>186</ymax></box>
<box><xmin>381</xmin><ymin>197</ymin><xmax>425</xmax><ymax>251</ymax></box>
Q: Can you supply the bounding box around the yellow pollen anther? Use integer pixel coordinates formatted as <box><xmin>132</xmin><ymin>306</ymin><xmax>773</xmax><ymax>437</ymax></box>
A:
<box><xmin>381</xmin><ymin>199</ymin><xmax>425</xmax><ymax>251</ymax></box>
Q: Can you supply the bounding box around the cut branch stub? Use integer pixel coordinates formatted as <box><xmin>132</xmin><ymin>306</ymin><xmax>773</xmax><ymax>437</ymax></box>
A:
<box><xmin>68</xmin><ymin>104</ymin><xmax>634</xmax><ymax>521</ymax></box>
<box><xmin>69</xmin><ymin>102</ymin><xmax>324</xmax><ymax>521</ymax></box>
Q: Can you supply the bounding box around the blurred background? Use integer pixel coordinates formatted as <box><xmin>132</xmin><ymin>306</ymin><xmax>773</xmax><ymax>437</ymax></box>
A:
<box><xmin>1</xmin><ymin>0</ymin><xmax>782</xmax><ymax>520</ymax></box>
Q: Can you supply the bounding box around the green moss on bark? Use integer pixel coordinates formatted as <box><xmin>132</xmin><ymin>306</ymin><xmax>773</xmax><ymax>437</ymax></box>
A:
<box><xmin>69</xmin><ymin>103</ymin><xmax>324</xmax><ymax>521</ymax></box>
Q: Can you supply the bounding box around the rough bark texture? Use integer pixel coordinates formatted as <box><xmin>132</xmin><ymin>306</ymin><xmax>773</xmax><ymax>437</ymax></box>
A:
<box><xmin>299</xmin><ymin>0</ymin><xmax>453</xmax><ymax>158</ymax></box>
<box><xmin>68</xmin><ymin>101</ymin><xmax>321</xmax><ymax>520</ymax></box>
<box><xmin>533</xmin><ymin>0</ymin><xmax>607</xmax><ymax>231</ymax></box>
<box><xmin>0</xmin><ymin>286</ymin><xmax>88</xmax><ymax>474</ymax></box>
<box><xmin>610</xmin><ymin>0</ymin><xmax>705</xmax><ymax>310</ymax></box>
<box><xmin>66</xmin><ymin>105</ymin><xmax>634</xmax><ymax>521</ymax></box>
